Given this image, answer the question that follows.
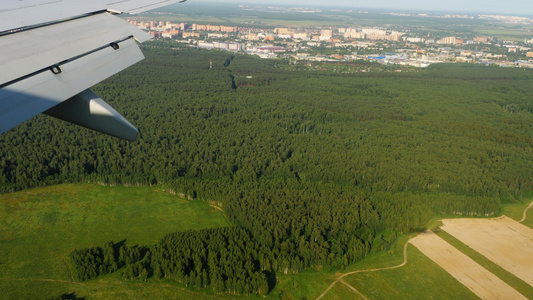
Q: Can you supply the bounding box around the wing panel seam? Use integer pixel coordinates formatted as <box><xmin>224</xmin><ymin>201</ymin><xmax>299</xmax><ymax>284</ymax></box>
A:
<box><xmin>0</xmin><ymin>36</ymin><xmax>135</xmax><ymax>89</ymax></box>
<box><xmin>0</xmin><ymin>10</ymin><xmax>108</xmax><ymax>37</ymax></box>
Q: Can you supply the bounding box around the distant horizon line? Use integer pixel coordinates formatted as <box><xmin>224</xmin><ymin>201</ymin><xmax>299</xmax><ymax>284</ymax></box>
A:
<box><xmin>182</xmin><ymin>0</ymin><xmax>533</xmax><ymax>18</ymax></box>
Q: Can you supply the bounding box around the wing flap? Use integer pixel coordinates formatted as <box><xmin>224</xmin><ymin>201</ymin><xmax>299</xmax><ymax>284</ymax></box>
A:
<box><xmin>0</xmin><ymin>13</ymin><xmax>151</xmax><ymax>86</ymax></box>
<box><xmin>0</xmin><ymin>38</ymin><xmax>144</xmax><ymax>134</ymax></box>
<box><xmin>0</xmin><ymin>0</ymin><xmax>188</xmax><ymax>139</ymax></box>
<box><xmin>0</xmin><ymin>1</ymin><xmax>101</xmax><ymax>33</ymax></box>
<box><xmin>45</xmin><ymin>89</ymin><xmax>139</xmax><ymax>141</ymax></box>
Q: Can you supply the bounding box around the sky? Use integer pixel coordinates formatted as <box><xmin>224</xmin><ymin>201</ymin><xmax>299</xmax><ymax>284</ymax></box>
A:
<box><xmin>194</xmin><ymin>0</ymin><xmax>533</xmax><ymax>16</ymax></box>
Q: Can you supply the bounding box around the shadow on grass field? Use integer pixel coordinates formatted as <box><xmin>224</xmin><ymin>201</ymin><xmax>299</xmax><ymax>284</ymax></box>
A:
<box><xmin>0</xmin><ymin>183</ymin><xmax>229</xmax><ymax>299</ymax></box>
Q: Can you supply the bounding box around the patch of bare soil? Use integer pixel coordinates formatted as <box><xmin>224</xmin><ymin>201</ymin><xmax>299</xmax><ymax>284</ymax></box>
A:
<box><xmin>410</xmin><ymin>230</ymin><xmax>526</xmax><ymax>300</ymax></box>
<box><xmin>441</xmin><ymin>216</ymin><xmax>533</xmax><ymax>287</ymax></box>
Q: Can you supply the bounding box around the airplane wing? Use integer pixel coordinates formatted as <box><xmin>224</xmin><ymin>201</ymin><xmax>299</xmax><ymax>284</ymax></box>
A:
<box><xmin>0</xmin><ymin>0</ymin><xmax>187</xmax><ymax>141</ymax></box>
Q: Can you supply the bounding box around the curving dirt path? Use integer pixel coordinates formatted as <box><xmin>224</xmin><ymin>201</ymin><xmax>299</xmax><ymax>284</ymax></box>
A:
<box><xmin>316</xmin><ymin>201</ymin><xmax>533</xmax><ymax>299</ymax></box>
<box><xmin>339</xmin><ymin>278</ymin><xmax>369</xmax><ymax>300</ymax></box>
<box><xmin>315</xmin><ymin>241</ymin><xmax>409</xmax><ymax>300</ymax></box>
<box><xmin>208</xmin><ymin>203</ymin><xmax>233</xmax><ymax>226</ymax></box>
<box><xmin>519</xmin><ymin>201</ymin><xmax>533</xmax><ymax>223</ymax></box>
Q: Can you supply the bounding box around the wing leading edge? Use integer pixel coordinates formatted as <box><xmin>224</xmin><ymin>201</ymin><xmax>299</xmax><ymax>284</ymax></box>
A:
<box><xmin>0</xmin><ymin>0</ymin><xmax>187</xmax><ymax>140</ymax></box>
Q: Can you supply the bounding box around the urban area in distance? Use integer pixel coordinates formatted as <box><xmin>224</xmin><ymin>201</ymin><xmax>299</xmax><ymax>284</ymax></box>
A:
<box><xmin>128</xmin><ymin>4</ymin><xmax>533</xmax><ymax>68</ymax></box>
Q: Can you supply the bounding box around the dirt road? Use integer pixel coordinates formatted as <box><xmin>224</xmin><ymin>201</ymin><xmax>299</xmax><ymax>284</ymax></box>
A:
<box><xmin>315</xmin><ymin>242</ymin><xmax>409</xmax><ymax>300</ymax></box>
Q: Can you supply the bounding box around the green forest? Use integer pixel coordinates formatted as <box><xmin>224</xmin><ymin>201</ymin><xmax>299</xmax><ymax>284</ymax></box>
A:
<box><xmin>2</xmin><ymin>40</ymin><xmax>533</xmax><ymax>296</ymax></box>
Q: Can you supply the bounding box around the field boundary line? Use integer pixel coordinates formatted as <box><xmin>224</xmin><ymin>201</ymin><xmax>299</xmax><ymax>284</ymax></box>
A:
<box><xmin>315</xmin><ymin>240</ymin><xmax>409</xmax><ymax>300</ymax></box>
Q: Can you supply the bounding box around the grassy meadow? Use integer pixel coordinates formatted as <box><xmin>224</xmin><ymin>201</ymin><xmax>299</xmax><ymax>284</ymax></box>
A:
<box><xmin>1</xmin><ymin>187</ymin><xmax>532</xmax><ymax>299</ymax></box>
<box><xmin>267</xmin><ymin>234</ymin><xmax>480</xmax><ymax>299</ymax></box>
<box><xmin>523</xmin><ymin>214</ymin><xmax>533</xmax><ymax>229</ymax></box>
<box><xmin>0</xmin><ymin>184</ymin><xmax>229</xmax><ymax>299</ymax></box>
<box><xmin>328</xmin><ymin>201</ymin><xmax>533</xmax><ymax>300</ymax></box>
<box><xmin>502</xmin><ymin>199</ymin><xmax>533</xmax><ymax>232</ymax></box>
<box><xmin>285</xmin><ymin>200</ymin><xmax>533</xmax><ymax>300</ymax></box>
<box><xmin>343</xmin><ymin>244</ymin><xmax>478</xmax><ymax>300</ymax></box>
<box><xmin>267</xmin><ymin>234</ymin><xmax>476</xmax><ymax>299</ymax></box>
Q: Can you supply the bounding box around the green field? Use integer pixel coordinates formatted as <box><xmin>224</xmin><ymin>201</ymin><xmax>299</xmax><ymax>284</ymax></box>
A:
<box><xmin>1</xmin><ymin>186</ymin><xmax>533</xmax><ymax>299</ymax></box>
<box><xmin>267</xmin><ymin>234</ymin><xmax>479</xmax><ymax>299</ymax></box>
<box><xmin>523</xmin><ymin>214</ymin><xmax>533</xmax><ymax>229</ymax></box>
<box><xmin>472</xmin><ymin>25</ymin><xmax>533</xmax><ymax>42</ymax></box>
<box><xmin>502</xmin><ymin>199</ymin><xmax>533</xmax><ymax>229</ymax></box>
<box><xmin>293</xmin><ymin>201</ymin><xmax>533</xmax><ymax>300</ymax></box>
<box><xmin>343</xmin><ymin>244</ymin><xmax>478</xmax><ymax>300</ymax></box>
<box><xmin>266</xmin><ymin>234</ymin><xmax>477</xmax><ymax>299</ymax></box>
<box><xmin>0</xmin><ymin>184</ymin><xmax>229</xmax><ymax>299</ymax></box>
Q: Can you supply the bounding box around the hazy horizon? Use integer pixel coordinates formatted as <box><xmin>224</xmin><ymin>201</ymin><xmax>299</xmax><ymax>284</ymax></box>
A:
<box><xmin>190</xmin><ymin>0</ymin><xmax>533</xmax><ymax>16</ymax></box>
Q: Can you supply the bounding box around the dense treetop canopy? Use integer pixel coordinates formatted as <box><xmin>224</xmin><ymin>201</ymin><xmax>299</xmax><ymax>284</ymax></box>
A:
<box><xmin>3</xmin><ymin>40</ymin><xmax>533</xmax><ymax>294</ymax></box>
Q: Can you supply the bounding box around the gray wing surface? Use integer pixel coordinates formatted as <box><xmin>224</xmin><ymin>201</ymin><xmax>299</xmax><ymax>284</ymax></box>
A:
<box><xmin>0</xmin><ymin>0</ymin><xmax>187</xmax><ymax>140</ymax></box>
